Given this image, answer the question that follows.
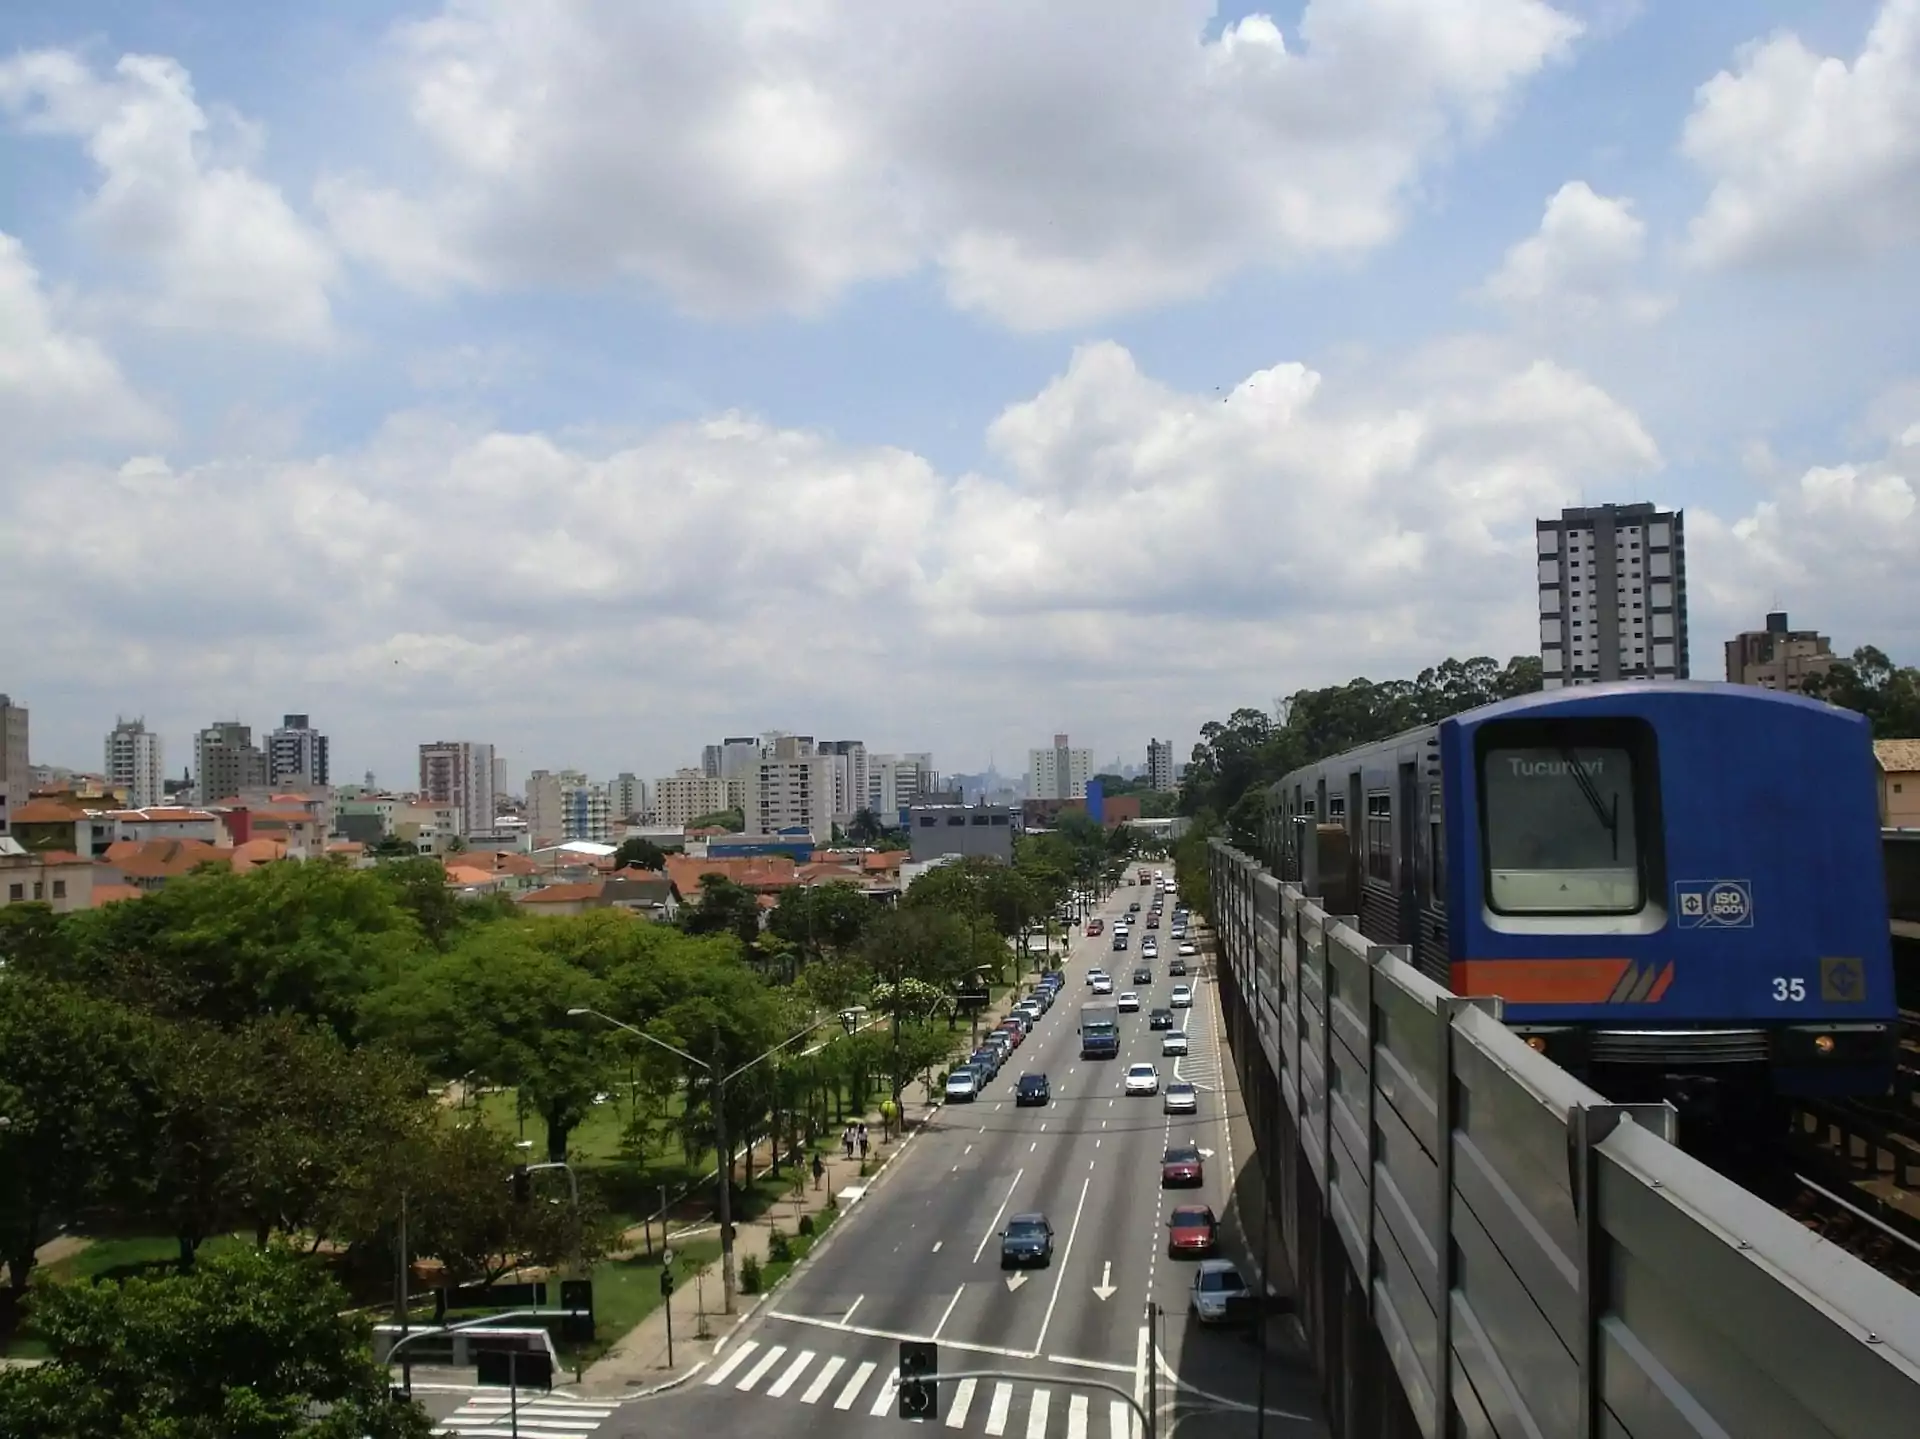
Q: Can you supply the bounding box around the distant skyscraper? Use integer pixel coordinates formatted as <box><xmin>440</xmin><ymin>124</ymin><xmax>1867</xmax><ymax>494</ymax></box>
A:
<box><xmin>195</xmin><ymin>721</ymin><xmax>268</xmax><ymax>803</ymax></box>
<box><xmin>1536</xmin><ymin>502</ymin><xmax>1688</xmax><ymax>688</ymax></box>
<box><xmin>0</xmin><ymin>694</ymin><xmax>28</xmax><ymax>807</ymax></box>
<box><xmin>1028</xmin><ymin>733</ymin><xmax>1093</xmax><ymax>801</ymax></box>
<box><xmin>700</xmin><ymin>744</ymin><xmax>724</xmax><ymax>778</ymax></box>
<box><xmin>268</xmin><ymin>714</ymin><xmax>329</xmax><ymax>788</ymax></box>
<box><xmin>105</xmin><ymin>717</ymin><xmax>165</xmax><ymax>808</ymax></box>
<box><xmin>610</xmin><ymin>772</ymin><xmax>644</xmax><ymax>822</ymax></box>
<box><xmin>418</xmin><ymin>741</ymin><xmax>497</xmax><ymax>836</ymax></box>
<box><xmin>1146</xmin><ymin>738</ymin><xmax>1175</xmax><ymax>792</ymax></box>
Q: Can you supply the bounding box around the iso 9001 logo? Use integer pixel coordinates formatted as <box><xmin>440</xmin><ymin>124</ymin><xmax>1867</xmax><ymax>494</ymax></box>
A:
<box><xmin>1675</xmin><ymin>879</ymin><xmax>1754</xmax><ymax>929</ymax></box>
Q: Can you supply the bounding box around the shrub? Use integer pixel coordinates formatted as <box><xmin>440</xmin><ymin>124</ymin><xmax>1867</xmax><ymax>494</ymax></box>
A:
<box><xmin>740</xmin><ymin>1254</ymin><xmax>763</xmax><ymax>1294</ymax></box>
<box><xmin>797</xmin><ymin>1214</ymin><xmax>815</xmax><ymax>1237</ymax></box>
<box><xmin>767</xmin><ymin>1229</ymin><xmax>794</xmax><ymax>1263</ymax></box>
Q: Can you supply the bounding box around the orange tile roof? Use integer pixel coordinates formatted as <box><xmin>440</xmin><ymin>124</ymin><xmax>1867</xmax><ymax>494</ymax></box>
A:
<box><xmin>230</xmin><ymin>838</ymin><xmax>289</xmax><ymax>871</ymax></box>
<box><xmin>121</xmin><ymin>807</ymin><xmax>218</xmax><ymax>823</ymax></box>
<box><xmin>446</xmin><ymin>865</ymin><xmax>502</xmax><ymax>887</ymax></box>
<box><xmin>9</xmin><ymin>798</ymin><xmax>89</xmax><ymax>823</ymax></box>
<box><xmin>1876</xmin><ymin>739</ymin><xmax>1920</xmax><ymax>774</ymax></box>
<box><xmin>862</xmin><ymin>851</ymin><xmax>903</xmax><ymax>872</ymax></box>
<box><xmin>92</xmin><ymin>883</ymin><xmax>145</xmax><ymax>906</ymax></box>
<box><xmin>663</xmin><ymin>854</ymin><xmax>800</xmax><ymax>898</ymax></box>
<box><xmin>9</xmin><ymin>849</ymin><xmax>93</xmax><ymax>867</ymax></box>
<box><xmin>105</xmin><ymin>839</ymin><xmax>235</xmax><ymax>879</ymax></box>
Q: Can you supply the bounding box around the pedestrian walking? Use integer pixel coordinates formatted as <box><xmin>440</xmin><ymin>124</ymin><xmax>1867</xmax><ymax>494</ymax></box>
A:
<box><xmin>812</xmin><ymin>1153</ymin><xmax>826</xmax><ymax>1191</ymax></box>
<box><xmin>858</xmin><ymin>1124</ymin><xmax>869</xmax><ymax>1161</ymax></box>
<box><xmin>842</xmin><ymin>1125</ymin><xmax>855</xmax><ymax>1160</ymax></box>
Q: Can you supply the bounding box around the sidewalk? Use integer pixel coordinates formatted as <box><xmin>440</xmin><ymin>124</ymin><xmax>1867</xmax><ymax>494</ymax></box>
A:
<box><xmin>571</xmin><ymin>983</ymin><xmax>1045</xmax><ymax>1397</ymax></box>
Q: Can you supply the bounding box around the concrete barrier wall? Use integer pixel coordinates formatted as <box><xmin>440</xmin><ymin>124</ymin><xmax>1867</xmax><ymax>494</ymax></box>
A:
<box><xmin>1209</xmin><ymin>838</ymin><xmax>1920</xmax><ymax>1439</ymax></box>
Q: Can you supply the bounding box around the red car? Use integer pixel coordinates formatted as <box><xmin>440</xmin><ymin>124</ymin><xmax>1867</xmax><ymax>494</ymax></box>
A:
<box><xmin>1086</xmin><ymin>919</ymin><xmax>1105</xmax><ymax>936</ymax></box>
<box><xmin>997</xmin><ymin>1024</ymin><xmax>1024</xmax><ymax>1049</ymax></box>
<box><xmin>1161</xmin><ymin>1144</ymin><xmax>1204</xmax><ymax>1188</ymax></box>
<box><xmin>1167</xmin><ymin>1204</ymin><xmax>1217</xmax><ymax>1257</ymax></box>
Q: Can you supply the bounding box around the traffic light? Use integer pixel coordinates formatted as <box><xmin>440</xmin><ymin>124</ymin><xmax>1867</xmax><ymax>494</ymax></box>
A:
<box><xmin>658</xmin><ymin>1267</ymin><xmax>674</xmax><ymax>1297</ymax></box>
<box><xmin>897</xmin><ymin>1340</ymin><xmax>937</xmax><ymax>1420</ymax></box>
<box><xmin>510</xmin><ymin>1165</ymin><xmax>531</xmax><ymax>1203</ymax></box>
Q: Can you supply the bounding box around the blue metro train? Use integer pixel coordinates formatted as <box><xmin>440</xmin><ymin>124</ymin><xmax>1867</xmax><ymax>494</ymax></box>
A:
<box><xmin>1265</xmin><ymin>681</ymin><xmax>1895</xmax><ymax>1127</ymax></box>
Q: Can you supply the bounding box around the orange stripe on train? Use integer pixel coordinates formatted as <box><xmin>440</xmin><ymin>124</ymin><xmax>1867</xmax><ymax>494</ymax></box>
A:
<box><xmin>1450</xmin><ymin>959</ymin><xmax>1676</xmax><ymax>1005</ymax></box>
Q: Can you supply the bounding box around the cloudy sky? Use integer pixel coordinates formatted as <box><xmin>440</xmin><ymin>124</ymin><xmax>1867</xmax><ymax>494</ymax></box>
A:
<box><xmin>4</xmin><ymin>0</ymin><xmax>1918</xmax><ymax>789</ymax></box>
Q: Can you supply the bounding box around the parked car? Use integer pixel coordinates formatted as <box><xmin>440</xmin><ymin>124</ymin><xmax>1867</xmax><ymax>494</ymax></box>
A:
<box><xmin>1190</xmin><ymin>1259</ymin><xmax>1253</xmax><ymax>1324</ymax></box>
<box><xmin>1163</xmin><ymin>1081</ymin><xmax>1198</xmax><ymax>1114</ymax></box>
<box><xmin>1167</xmin><ymin>1203</ymin><xmax>1218</xmax><ymax>1255</ymax></box>
<box><xmin>1015</xmin><ymin>1073</ymin><xmax>1051</xmax><ymax>1107</ymax></box>
<box><xmin>1000</xmin><ymin>1213</ymin><xmax>1055</xmax><ymax>1268</ymax></box>
<box><xmin>945</xmin><ymin>1070</ymin><xmax>979</xmax><ymax>1103</ymax></box>
<box><xmin>1124</xmin><ymin>1063</ymin><xmax>1160</xmax><ymax>1096</ymax></box>
<box><xmin>970</xmin><ymin>1048</ymin><xmax>1001</xmax><ymax>1079</ymax></box>
<box><xmin>1170</xmin><ymin>985</ymin><xmax>1193</xmax><ymax>1008</ymax></box>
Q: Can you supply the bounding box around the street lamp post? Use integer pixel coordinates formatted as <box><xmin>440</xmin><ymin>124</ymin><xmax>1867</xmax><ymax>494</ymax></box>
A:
<box><xmin>569</xmin><ymin>1007</ymin><xmax>846</xmax><ymax>1314</ymax></box>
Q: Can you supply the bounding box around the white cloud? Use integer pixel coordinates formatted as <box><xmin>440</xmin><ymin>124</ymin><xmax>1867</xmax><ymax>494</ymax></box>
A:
<box><xmin>320</xmin><ymin>0</ymin><xmax>1581</xmax><ymax>328</ymax></box>
<box><xmin>0</xmin><ymin>336</ymin><xmax>1666</xmax><ymax>778</ymax></box>
<box><xmin>1681</xmin><ymin>0</ymin><xmax>1920</xmax><ymax>267</ymax></box>
<box><xmin>1480</xmin><ymin>180</ymin><xmax>1669</xmax><ymax>321</ymax></box>
<box><xmin>0</xmin><ymin>50</ymin><xmax>338</xmax><ymax>344</ymax></box>
<box><xmin>0</xmin><ymin>230</ymin><xmax>161</xmax><ymax>445</ymax></box>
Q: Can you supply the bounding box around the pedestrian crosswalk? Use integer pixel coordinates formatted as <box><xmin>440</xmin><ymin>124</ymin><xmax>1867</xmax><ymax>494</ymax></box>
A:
<box><xmin>433</xmin><ymin>1391</ymin><xmax>616</xmax><ymax>1438</ymax></box>
<box><xmin>702</xmin><ymin>1337</ymin><xmax>1140</xmax><ymax>1438</ymax></box>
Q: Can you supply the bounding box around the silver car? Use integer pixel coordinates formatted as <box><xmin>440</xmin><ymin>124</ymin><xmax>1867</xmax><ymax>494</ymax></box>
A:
<box><xmin>1191</xmin><ymin>1259</ymin><xmax>1252</xmax><ymax>1324</ymax></box>
<box><xmin>1163</xmin><ymin>1081</ymin><xmax>1198</xmax><ymax>1114</ymax></box>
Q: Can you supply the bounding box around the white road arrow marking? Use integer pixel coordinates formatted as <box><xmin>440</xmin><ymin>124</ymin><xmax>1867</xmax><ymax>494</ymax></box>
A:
<box><xmin>1006</xmin><ymin>1272</ymin><xmax>1029</xmax><ymax>1293</ymax></box>
<box><xmin>1197</xmin><ymin>1147</ymin><xmax>1215</xmax><ymax>1159</ymax></box>
<box><xmin>1092</xmin><ymin>1261</ymin><xmax>1116</xmax><ymax>1301</ymax></box>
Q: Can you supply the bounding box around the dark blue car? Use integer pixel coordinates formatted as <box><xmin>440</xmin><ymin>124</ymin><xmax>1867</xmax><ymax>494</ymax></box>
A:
<box><xmin>1000</xmin><ymin>1213</ymin><xmax>1054</xmax><ymax>1268</ymax></box>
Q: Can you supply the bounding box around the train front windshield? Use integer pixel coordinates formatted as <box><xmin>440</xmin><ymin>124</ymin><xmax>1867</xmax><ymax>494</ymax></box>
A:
<box><xmin>1481</xmin><ymin>744</ymin><xmax>1641</xmax><ymax>914</ymax></box>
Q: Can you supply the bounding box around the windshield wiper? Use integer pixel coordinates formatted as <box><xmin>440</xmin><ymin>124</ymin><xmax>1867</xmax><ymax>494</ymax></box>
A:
<box><xmin>1559</xmin><ymin>747</ymin><xmax>1620</xmax><ymax>861</ymax></box>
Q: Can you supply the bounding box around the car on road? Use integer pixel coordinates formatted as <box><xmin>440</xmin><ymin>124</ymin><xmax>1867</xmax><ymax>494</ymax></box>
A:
<box><xmin>1111</xmin><ymin>934</ymin><xmax>1129</xmax><ymax>952</ymax></box>
<box><xmin>1128</xmin><ymin>901</ymin><xmax>1141</xmax><ymax>913</ymax></box>
<box><xmin>1190</xmin><ymin>1259</ymin><xmax>1253</xmax><ymax>1324</ymax></box>
<box><xmin>1177</xmin><ymin>942</ymin><xmax>1198</xmax><ymax>957</ymax></box>
<box><xmin>1168</xmin><ymin>957</ymin><xmax>1187</xmax><ymax>977</ymax></box>
<box><xmin>1091</xmin><ymin>974</ymin><xmax>1114</xmax><ymax>995</ymax></box>
<box><xmin>1149</xmin><ymin>1007</ymin><xmax>1174</xmax><ymax>1031</ymax></box>
<box><xmin>1163</xmin><ymin>1081</ymin><xmax>1198</xmax><ymax>1114</ymax></box>
<box><xmin>945</xmin><ymin>1069</ymin><xmax>979</xmax><ymax>1103</ymax></box>
<box><xmin>1161</xmin><ymin>1145</ymin><xmax>1204</xmax><ymax>1188</ymax></box>
<box><xmin>1117</xmin><ymin>991</ymin><xmax>1141</xmax><ymax>1013</ymax></box>
<box><xmin>1145</xmin><ymin>914</ymin><xmax>1160</xmax><ymax>929</ymax></box>
<box><xmin>1167</xmin><ymin>1203</ymin><xmax>1217</xmax><ymax>1255</ymax></box>
<box><xmin>1170</xmin><ymin>984</ymin><xmax>1193</xmax><ymax>1008</ymax></box>
<box><xmin>1015</xmin><ymin>1073</ymin><xmax>1050</xmax><ymax>1106</ymax></box>
<box><xmin>1086</xmin><ymin>919</ymin><xmax>1104</xmax><ymax>936</ymax></box>
<box><xmin>1124</xmin><ymin>1062</ymin><xmax>1160</xmax><ymax>1096</ymax></box>
<box><xmin>1162</xmin><ymin>1031</ymin><xmax>1189</xmax><ymax>1057</ymax></box>
<box><xmin>1086</xmin><ymin>968</ymin><xmax>1108</xmax><ymax>986</ymax></box>
<box><xmin>1000</xmin><ymin>1213</ymin><xmax>1055</xmax><ymax>1268</ymax></box>
<box><xmin>1133</xmin><ymin>966</ymin><xmax>1153</xmax><ymax>985</ymax></box>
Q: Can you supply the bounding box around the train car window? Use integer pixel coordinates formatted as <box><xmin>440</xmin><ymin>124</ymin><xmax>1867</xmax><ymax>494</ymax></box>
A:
<box><xmin>1365</xmin><ymin>792</ymin><xmax>1392</xmax><ymax>882</ymax></box>
<box><xmin>1429</xmin><ymin>785</ymin><xmax>1445</xmax><ymax>894</ymax></box>
<box><xmin>1327</xmin><ymin>794</ymin><xmax>1345</xmax><ymax>819</ymax></box>
<box><xmin>1479</xmin><ymin>734</ymin><xmax>1643</xmax><ymax>915</ymax></box>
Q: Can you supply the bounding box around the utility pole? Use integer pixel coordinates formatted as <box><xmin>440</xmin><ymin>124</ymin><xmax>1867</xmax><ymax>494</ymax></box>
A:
<box><xmin>710</xmin><ymin>1026</ymin><xmax>738</xmax><ymax>1314</ymax></box>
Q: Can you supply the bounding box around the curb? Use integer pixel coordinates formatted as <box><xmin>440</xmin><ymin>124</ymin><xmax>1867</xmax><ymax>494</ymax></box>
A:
<box><xmin>615</xmin><ymin>1360</ymin><xmax>709</xmax><ymax>1399</ymax></box>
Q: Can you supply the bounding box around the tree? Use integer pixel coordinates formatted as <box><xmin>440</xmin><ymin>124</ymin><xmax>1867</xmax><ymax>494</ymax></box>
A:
<box><xmin>769</xmin><ymin>881</ymin><xmax>875</xmax><ymax>962</ymax></box>
<box><xmin>361</xmin><ymin>927</ymin><xmax>606</xmax><ymax>1162</ymax></box>
<box><xmin>1802</xmin><ymin>645</ymin><xmax>1920</xmax><ymax>737</ymax></box>
<box><xmin>0</xmin><ymin>1246</ymin><xmax>435</xmax><ymax>1438</ymax></box>
<box><xmin>847</xmin><ymin>809</ymin><xmax>885</xmax><ymax>844</ymax></box>
<box><xmin>374</xmin><ymin>854</ymin><xmax>470</xmax><ymax>949</ymax></box>
<box><xmin>0</xmin><ymin>979</ymin><xmax>148</xmax><ymax>1303</ymax></box>
<box><xmin>678</xmin><ymin>875</ymin><xmax>763</xmax><ymax>947</ymax></box>
<box><xmin>688</xmin><ymin>808</ymin><xmax>745</xmax><ymax>832</ymax></box>
<box><xmin>613</xmin><ymin>836</ymin><xmax>668</xmax><ymax>871</ymax></box>
<box><xmin>410</xmin><ymin>1120</ymin><xmax>611</xmax><ymax>1289</ymax></box>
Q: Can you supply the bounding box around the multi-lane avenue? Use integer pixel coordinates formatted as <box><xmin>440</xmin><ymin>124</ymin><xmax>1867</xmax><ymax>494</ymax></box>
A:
<box><xmin>625</xmin><ymin>869</ymin><xmax>1326</xmax><ymax>1439</ymax></box>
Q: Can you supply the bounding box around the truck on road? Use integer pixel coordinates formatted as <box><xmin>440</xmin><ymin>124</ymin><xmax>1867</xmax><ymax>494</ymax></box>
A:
<box><xmin>1079</xmin><ymin>1002</ymin><xmax>1120</xmax><ymax>1059</ymax></box>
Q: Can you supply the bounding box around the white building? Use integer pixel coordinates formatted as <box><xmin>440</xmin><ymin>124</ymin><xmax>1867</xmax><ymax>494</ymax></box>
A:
<box><xmin>610</xmin><ymin>772</ymin><xmax>645</xmax><ymax>822</ymax></box>
<box><xmin>417</xmin><ymin>740</ymin><xmax>496</xmax><ymax>837</ymax></box>
<box><xmin>820</xmin><ymin>740</ymin><xmax>867</xmax><ymax>824</ymax></box>
<box><xmin>654</xmin><ymin>769</ymin><xmax>743</xmax><ymax>828</ymax></box>
<box><xmin>1146</xmin><ymin>738</ymin><xmax>1176</xmax><ymax>793</ymax></box>
<box><xmin>867</xmin><ymin>753</ymin><xmax>936</xmax><ymax>818</ymax></box>
<box><xmin>1537</xmin><ymin>503</ymin><xmax>1689</xmax><ymax>688</ymax></box>
<box><xmin>743</xmin><ymin>753</ymin><xmax>834</xmax><ymax>839</ymax></box>
<box><xmin>105</xmin><ymin>718</ymin><xmax>165</xmax><ymax>808</ymax></box>
<box><xmin>268</xmin><ymin>714</ymin><xmax>329</xmax><ymax>788</ymax></box>
<box><xmin>1028</xmin><ymin>734</ymin><xmax>1093</xmax><ymax>802</ymax></box>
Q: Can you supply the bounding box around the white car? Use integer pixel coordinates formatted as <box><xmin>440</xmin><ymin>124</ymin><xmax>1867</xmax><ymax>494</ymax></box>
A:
<box><xmin>1124</xmin><ymin>1063</ymin><xmax>1160</xmax><ymax>1096</ymax></box>
<box><xmin>1163</xmin><ymin>1082</ymin><xmax>1198</xmax><ymax>1114</ymax></box>
<box><xmin>1170</xmin><ymin>984</ymin><xmax>1193</xmax><ymax>1008</ymax></box>
<box><xmin>1092</xmin><ymin>975</ymin><xmax>1114</xmax><ymax>995</ymax></box>
<box><xmin>945</xmin><ymin>1070</ymin><xmax>979</xmax><ymax>1103</ymax></box>
<box><xmin>1177</xmin><ymin>942</ymin><xmax>1197</xmax><ymax>957</ymax></box>
<box><xmin>1117</xmin><ymin>991</ymin><xmax>1141</xmax><ymax>1013</ymax></box>
<box><xmin>1162</xmin><ymin>1031</ymin><xmax>1189</xmax><ymax>1056</ymax></box>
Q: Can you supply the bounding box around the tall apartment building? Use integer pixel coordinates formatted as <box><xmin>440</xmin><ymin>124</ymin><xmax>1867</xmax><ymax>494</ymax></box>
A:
<box><xmin>195</xmin><ymin>721</ymin><xmax>269</xmax><ymax>802</ymax></box>
<box><xmin>418</xmin><ymin>741</ymin><xmax>496</xmax><ymax>836</ymax></box>
<box><xmin>267</xmin><ymin>713</ymin><xmax>330</xmax><ymax>788</ymax></box>
<box><xmin>1725</xmin><ymin>611</ymin><xmax>1835</xmax><ymax>694</ymax></box>
<box><xmin>492</xmin><ymin>754</ymin><xmax>510</xmax><ymax>802</ymax></box>
<box><xmin>526</xmin><ymin>769</ymin><xmax>570</xmax><ymax>845</ymax></box>
<box><xmin>1536</xmin><ymin>503</ymin><xmax>1688</xmax><ymax>688</ymax></box>
<box><xmin>1146</xmin><ymin>738</ymin><xmax>1176</xmax><ymax>792</ymax></box>
<box><xmin>868</xmin><ymin>753</ymin><xmax>936</xmax><ymax>817</ymax></box>
<box><xmin>610</xmin><ymin>772</ymin><xmax>644</xmax><ymax>822</ymax></box>
<box><xmin>700</xmin><ymin>743</ymin><xmax>724</xmax><ymax>778</ymax></box>
<box><xmin>105</xmin><ymin>718</ymin><xmax>165</xmax><ymax>808</ymax></box>
<box><xmin>820</xmin><ymin>740</ymin><xmax>868</xmax><ymax>823</ymax></box>
<box><xmin>716</xmin><ymin>737</ymin><xmax>763</xmax><ymax>779</ymax></box>
<box><xmin>1028</xmin><ymin>733</ymin><xmax>1093</xmax><ymax>801</ymax></box>
<box><xmin>653</xmin><ymin>769</ymin><xmax>745</xmax><ymax>827</ymax></box>
<box><xmin>744</xmin><ymin>752</ymin><xmax>834</xmax><ymax>839</ymax></box>
<box><xmin>0</xmin><ymin>694</ymin><xmax>27</xmax><ymax>808</ymax></box>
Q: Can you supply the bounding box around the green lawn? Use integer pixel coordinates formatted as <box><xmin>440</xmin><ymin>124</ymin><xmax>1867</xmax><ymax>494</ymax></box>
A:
<box><xmin>563</xmin><ymin>1236</ymin><xmax>723</xmax><ymax>1367</ymax></box>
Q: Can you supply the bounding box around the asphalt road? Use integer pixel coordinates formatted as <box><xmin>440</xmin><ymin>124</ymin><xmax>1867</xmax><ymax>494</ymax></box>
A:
<box><xmin>606</xmin><ymin>867</ymin><xmax>1326</xmax><ymax>1439</ymax></box>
